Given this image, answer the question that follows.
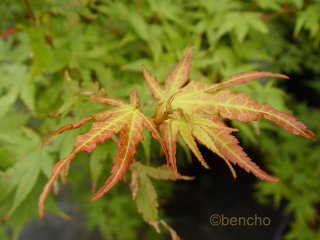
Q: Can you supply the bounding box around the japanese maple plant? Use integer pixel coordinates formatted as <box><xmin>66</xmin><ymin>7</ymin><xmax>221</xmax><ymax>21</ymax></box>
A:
<box><xmin>39</xmin><ymin>48</ymin><xmax>315</xmax><ymax>238</ymax></box>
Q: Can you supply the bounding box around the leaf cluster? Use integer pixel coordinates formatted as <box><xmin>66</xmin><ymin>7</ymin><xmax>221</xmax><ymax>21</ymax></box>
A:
<box><xmin>1</xmin><ymin>1</ymin><xmax>320</xmax><ymax>239</ymax></box>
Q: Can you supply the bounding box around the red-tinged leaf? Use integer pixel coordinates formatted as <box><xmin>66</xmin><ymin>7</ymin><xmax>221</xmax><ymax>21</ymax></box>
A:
<box><xmin>160</xmin><ymin>120</ymin><xmax>179</xmax><ymax>173</ymax></box>
<box><xmin>42</xmin><ymin>116</ymin><xmax>93</xmax><ymax>146</ymax></box>
<box><xmin>130</xmin><ymin>89</ymin><xmax>140</xmax><ymax>108</ymax></box>
<box><xmin>210</xmin><ymin>90</ymin><xmax>316</xmax><ymax>139</ymax></box>
<box><xmin>91</xmin><ymin>112</ymin><xmax>144</xmax><ymax>200</ymax></box>
<box><xmin>192</xmin><ymin>124</ymin><xmax>223</xmax><ymax>159</ymax></box>
<box><xmin>171</xmin><ymin>71</ymin><xmax>288</xmax><ymax>111</ymax></box>
<box><xmin>206</xmin><ymin>128</ymin><xmax>278</xmax><ymax>182</ymax></box>
<box><xmin>39</xmin><ymin>113</ymin><xmax>129</xmax><ymax>217</ymax></box>
<box><xmin>165</xmin><ymin>48</ymin><xmax>193</xmax><ymax>96</ymax></box>
<box><xmin>171</xmin><ymin>82</ymin><xmax>216</xmax><ymax>114</ymax></box>
<box><xmin>40</xmin><ymin>47</ymin><xmax>317</xmax><ymax>233</ymax></box>
<box><xmin>142</xmin><ymin>65</ymin><xmax>165</xmax><ymax>100</ymax></box>
<box><xmin>171</xmin><ymin>113</ymin><xmax>237</xmax><ymax>178</ymax></box>
<box><xmin>180</xmin><ymin>80</ymin><xmax>214</xmax><ymax>94</ymax></box>
<box><xmin>43</xmin><ymin>97</ymin><xmax>133</xmax><ymax>147</ymax></box>
<box><xmin>142</xmin><ymin>48</ymin><xmax>194</xmax><ymax>101</ymax></box>
<box><xmin>209</xmin><ymin>71</ymin><xmax>289</xmax><ymax>92</ymax></box>
<box><xmin>39</xmin><ymin>152</ymin><xmax>76</xmax><ymax>217</ymax></box>
<box><xmin>192</xmin><ymin>113</ymin><xmax>237</xmax><ymax>132</ymax></box>
<box><xmin>172</xmin><ymin>92</ymin><xmax>213</xmax><ymax>114</ymax></box>
<box><xmin>75</xmin><ymin>113</ymin><xmax>129</xmax><ymax>153</ymax></box>
<box><xmin>192</xmin><ymin>124</ymin><xmax>237</xmax><ymax>179</ymax></box>
<box><xmin>178</xmin><ymin>119</ymin><xmax>209</xmax><ymax>169</ymax></box>
<box><xmin>93</xmin><ymin>108</ymin><xmax>129</xmax><ymax>121</ymax></box>
<box><xmin>140</xmin><ymin>113</ymin><xmax>171</xmax><ymax>168</ymax></box>
<box><xmin>153</xmin><ymin>102</ymin><xmax>168</xmax><ymax>125</ymax></box>
<box><xmin>39</xmin><ymin>90</ymin><xmax>171</xmax><ymax>217</ymax></box>
<box><xmin>87</xmin><ymin>96</ymin><xmax>127</xmax><ymax>106</ymax></box>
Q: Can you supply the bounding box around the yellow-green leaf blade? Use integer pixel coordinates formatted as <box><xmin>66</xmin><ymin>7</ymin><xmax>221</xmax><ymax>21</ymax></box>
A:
<box><xmin>193</xmin><ymin>124</ymin><xmax>237</xmax><ymax>178</ymax></box>
<box><xmin>211</xmin><ymin>90</ymin><xmax>315</xmax><ymax>139</ymax></box>
<box><xmin>91</xmin><ymin>111</ymin><xmax>144</xmax><ymax>200</ymax></box>
<box><xmin>165</xmin><ymin>48</ymin><xmax>193</xmax><ymax>96</ymax></box>
<box><xmin>130</xmin><ymin>162</ymin><xmax>191</xmax><ymax>233</ymax></box>
<box><xmin>130</xmin><ymin>166</ymin><xmax>160</xmax><ymax>232</ymax></box>
<box><xmin>87</xmin><ymin>96</ymin><xmax>127</xmax><ymax>107</ymax></box>
<box><xmin>207</xmin><ymin>129</ymin><xmax>278</xmax><ymax>182</ymax></box>
<box><xmin>172</xmin><ymin>71</ymin><xmax>288</xmax><ymax>103</ymax></box>
<box><xmin>211</xmin><ymin>71</ymin><xmax>289</xmax><ymax>92</ymax></box>
<box><xmin>142</xmin><ymin>65</ymin><xmax>165</xmax><ymax>100</ymax></box>
<box><xmin>42</xmin><ymin>116</ymin><xmax>93</xmax><ymax>146</ymax></box>
<box><xmin>178</xmin><ymin>120</ymin><xmax>209</xmax><ymax>169</ymax></box>
<box><xmin>75</xmin><ymin>112</ymin><xmax>129</xmax><ymax>153</ymax></box>
<box><xmin>39</xmin><ymin>109</ymin><xmax>131</xmax><ymax>216</ymax></box>
<box><xmin>133</xmin><ymin>162</ymin><xmax>193</xmax><ymax>181</ymax></box>
<box><xmin>140</xmin><ymin>113</ymin><xmax>171</xmax><ymax>169</ymax></box>
<box><xmin>160</xmin><ymin>120</ymin><xmax>179</xmax><ymax>173</ymax></box>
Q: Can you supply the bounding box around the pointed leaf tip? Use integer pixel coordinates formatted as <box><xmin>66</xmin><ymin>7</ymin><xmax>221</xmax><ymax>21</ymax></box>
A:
<box><xmin>161</xmin><ymin>120</ymin><xmax>179</xmax><ymax>173</ymax></box>
<box><xmin>165</xmin><ymin>48</ymin><xmax>193</xmax><ymax>95</ymax></box>
<box><xmin>39</xmin><ymin>93</ymin><xmax>153</xmax><ymax>215</ymax></box>
<box><xmin>130</xmin><ymin>89</ymin><xmax>140</xmax><ymax>108</ymax></box>
<box><xmin>208</xmin><ymin>71</ymin><xmax>289</xmax><ymax>92</ymax></box>
<box><xmin>142</xmin><ymin>65</ymin><xmax>165</xmax><ymax>100</ymax></box>
<box><xmin>87</xmin><ymin>96</ymin><xmax>127</xmax><ymax>106</ymax></box>
<box><xmin>38</xmin><ymin>152</ymin><xmax>77</xmax><ymax>217</ymax></box>
<box><xmin>41</xmin><ymin>116</ymin><xmax>93</xmax><ymax>147</ymax></box>
<box><xmin>210</xmin><ymin>90</ymin><xmax>316</xmax><ymax>140</ymax></box>
<box><xmin>210</xmin><ymin>130</ymin><xmax>278</xmax><ymax>182</ymax></box>
<box><xmin>91</xmin><ymin>113</ymin><xmax>144</xmax><ymax>200</ymax></box>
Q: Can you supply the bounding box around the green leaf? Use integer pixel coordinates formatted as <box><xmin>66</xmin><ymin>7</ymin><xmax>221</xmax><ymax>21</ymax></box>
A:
<box><xmin>130</xmin><ymin>162</ymin><xmax>192</xmax><ymax>232</ymax></box>
<box><xmin>215</xmin><ymin>12</ymin><xmax>268</xmax><ymax>42</ymax></box>
<box><xmin>0</xmin><ymin>65</ymin><xmax>24</xmax><ymax>116</ymax></box>
<box><xmin>0</xmin><ymin>147</ymin><xmax>16</xmax><ymax>170</ymax></box>
<box><xmin>0</xmin><ymin>128</ymin><xmax>53</xmax><ymax>218</ymax></box>
<box><xmin>5</xmin><ymin>152</ymin><xmax>41</xmax><ymax>218</ymax></box>
<box><xmin>133</xmin><ymin>172</ymin><xmax>160</xmax><ymax>231</ymax></box>
<box><xmin>0</xmin><ymin>64</ymin><xmax>36</xmax><ymax>115</ymax></box>
<box><xmin>295</xmin><ymin>4</ymin><xmax>320</xmax><ymax>41</ymax></box>
<box><xmin>129</xmin><ymin>12</ymin><xmax>149</xmax><ymax>41</ymax></box>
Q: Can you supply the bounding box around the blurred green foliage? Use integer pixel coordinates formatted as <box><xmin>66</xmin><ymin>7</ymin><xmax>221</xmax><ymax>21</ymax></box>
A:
<box><xmin>0</xmin><ymin>0</ymin><xmax>319</xmax><ymax>239</ymax></box>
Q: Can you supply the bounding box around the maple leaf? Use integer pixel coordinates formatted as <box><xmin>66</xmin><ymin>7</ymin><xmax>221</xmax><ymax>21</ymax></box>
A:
<box><xmin>142</xmin><ymin>47</ymin><xmax>315</xmax><ymax>181</ymax></box>
<box><xmin>39</xmin><ymin>48</ymin><xmax>316</xmax><ymax>238</ymax></box>
<box><xmin>142</xmin><ymin>48</ymin><xmax>193</xmax><ymax>102</ymax></box>
<box><xmin>130</xmin><ymin>162</ymin><xmax>192</xmax><ymax>237</ymax></box>
<box><xmin>38</xmin><ymin>90</ymin><xmax>169</xmax><ymax>217</ymax></box>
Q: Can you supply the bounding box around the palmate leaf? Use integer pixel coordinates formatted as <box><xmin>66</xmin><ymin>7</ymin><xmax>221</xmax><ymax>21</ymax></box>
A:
<box><xmin>142</xmin><ymin>65</ymin><xmax>165</xmax><ymax>100</ymax></box>
<box><xmin>38</xmin><ymin>90</ymin><xmax>169</xmax><ymax>217</ymax></box>
<box><xmin>0</xmin><ymin>128</ymin><xmax>56</xmax><ymax>220</ymax></box>
<box><xmin>142</xmin><ymin>47</ymin><xmax>315</xmax><ymax>183</ymax></box>
<box><xmin>39</xmin><ymin>47</ymin><xmax>316</xmax><ymax>239</ymax></box>
<box><xmin>142</xmin><ymin>47</ymin><xmax>193</xmax><ymax>102</ymax></box>
<box><xmin>208</xmin><ymin>90</ymin><xmax>315</xmax><ymax>139</ymax></box>
<box><xmin>160</xmin><ymin>120</ymin><xmax>179</xmax><ymax>173</ymax></box>
<box><xmin>165</xmin><ymin>48</ymin><xmax>193</xmax><ymax>97</ymax></box>
<box><xmin>130</xmin><ymin>162</ymin><xmax>192</xmax><ymax>235</ymax></box>
<box><xmin>172</xmin><ymin>89</ymin><xmax>315</xmax><ymax>139</ymax></box>
<box><xmin>162</xmin><ymin>111</ymin><xmax>278</xmax><ymax>182</ymax></box>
